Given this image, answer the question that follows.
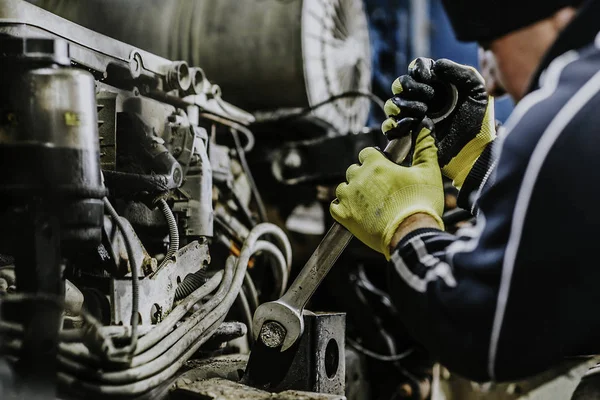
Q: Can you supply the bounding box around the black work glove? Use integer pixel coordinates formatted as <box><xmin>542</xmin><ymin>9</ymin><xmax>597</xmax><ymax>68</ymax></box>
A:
<box><xmin>381</xmin><ymin>57</ymin><xmax>496</xmax><ymax>189</ymax></box>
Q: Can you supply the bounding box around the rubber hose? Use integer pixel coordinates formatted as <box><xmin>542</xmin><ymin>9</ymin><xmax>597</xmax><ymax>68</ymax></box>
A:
<box><xmin>58</xmin><ymin>224</ymin><xmax>277</xmax><ymax>386</ymax></box>
<box><xmin>174</xmin><ymin>269</ymin><xmax>207</xmax><ymax>301</ymax></box>
<box><xmin>103</xmin><ymin>198</ymin><xmax>139</xmax><ymax>353</ymax></box>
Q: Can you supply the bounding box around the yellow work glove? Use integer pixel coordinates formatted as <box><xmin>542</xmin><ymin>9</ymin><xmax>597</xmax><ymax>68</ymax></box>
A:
<box><xmin>330</xmin><ymin>122</ymin><xmax>444</xmax><ymax>260</ymax></box>
<box><xmin>382</xmin><ymin>58</ymin><xmax>496</xmax><ymax>189</ymax></box>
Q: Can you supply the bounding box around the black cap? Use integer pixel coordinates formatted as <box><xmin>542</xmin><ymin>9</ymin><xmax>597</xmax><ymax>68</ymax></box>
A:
<box><xmin>441</xmin><ymin>0</ymin><xmax>584</xmax><ymax>43</ymax></box>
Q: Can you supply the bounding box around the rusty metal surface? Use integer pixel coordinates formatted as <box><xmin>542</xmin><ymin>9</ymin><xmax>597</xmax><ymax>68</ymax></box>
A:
<box><xmin>171</xmin><ymin>377</ymin><xmax>346</xmax><ymax>400</ymax></box>
<box><xmin>110</xmin><ymin>240</ymin><xmax>210</xmax><ymax>325</ymax></box>
<box><xmin>244</xmin><ymin>312</ymin><xmax>346</xmax><ymax>396</ymax></box>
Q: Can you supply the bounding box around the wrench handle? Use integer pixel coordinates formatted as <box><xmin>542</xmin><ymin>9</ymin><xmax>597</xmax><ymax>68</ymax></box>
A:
<box><xmin>280</xmin><ymin>135</ymin><xmax>413</xmax><ymax>309</ymax></box>
<box><xmin>280</xmin><ymin>223</ymin><xmax>353</xmax><ymax>308</ymax></box>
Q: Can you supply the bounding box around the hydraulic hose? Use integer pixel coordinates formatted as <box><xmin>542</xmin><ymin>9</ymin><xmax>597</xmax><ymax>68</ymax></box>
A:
<box><xmin>243</xmin><ymin>272</ymin><xmax>259</xmax><ymax>312</ymax></box>
<box><xmin>53</xmin><ymin>262</ymin><xmax>234</xmax><ymax>383</ymax></box>
<box><xmin>58</xmin><ymin>271</ymin><xmax>223</xmax><ymax>363</ymax></box>
<box><xmin>54</xmin><ymin>223</ymin><xmax>284</xmax><ymax>392</ymax></box>
<box><xmin>103</xmin><ymin>197</ymin><xmax>139</xmax><ymax>354</ymax></box>
<box><xmin>174</xmin><ymin>269</ymin><xmax>207</xmax><ymax>301</ymax></box>
<box><xmin>157</xmin><ymin>198</ymin><xmax>179</xmax><ymax>269</ymax></box>
<box><xmin>253</xmin><ymin>239</ymin><xmax>288</xmax><ymax>298</ymax></box>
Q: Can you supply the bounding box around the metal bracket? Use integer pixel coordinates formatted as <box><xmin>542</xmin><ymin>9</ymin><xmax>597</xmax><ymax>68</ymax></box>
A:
<box><xmin>110</xmin><ymin>240</ymin><xmax>210</xmax><ymax>325</ymax></box>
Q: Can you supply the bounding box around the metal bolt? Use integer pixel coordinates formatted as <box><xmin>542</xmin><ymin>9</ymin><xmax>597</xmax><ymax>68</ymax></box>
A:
<box><xmin>259</xmin><ymin>321</ymin><xmax>287</xmax><ymax>348</ymax></box>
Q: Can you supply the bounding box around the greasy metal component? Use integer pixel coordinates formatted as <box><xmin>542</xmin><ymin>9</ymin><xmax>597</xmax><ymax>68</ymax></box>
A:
<box><xmin>166</xmin><ymin>61</ymin><xmax>192</xmax><ymax>92</ymax></box>
<box><xmin>252</xmin><ymin>224</ymin><xmax>352</xmax><ymax>352</ymax></box>
<box><xmin>173</xmin><ymin>128</ymin><xmax>214</xmax><ymax>238</ymax></box>
<box><xmin>102</xmin><ymin>214</ymin><xmax>154</xmax><ymax>277</ymax></box>
<box><xmin>253</xmin><ymin>136</ymin><xmax>412</xmax><ymax>351</ymax></box>
<box><xmin>64</xmin><ymin>280</ymin><xmax>84</xmax><ymax>316</ymax></box>
<box><xmin>117</xmin><ymin>112</ymin><xmax>184</xmax><ymax>190</ymax></box>
<box><xmin>0</xmin><ymin>35</ymin><xmax>70</xmax><ymax>66</ymax></box>
<box><xmin>28</xmin><ymin>0</ymin><xmax>370</xmax><ymax>134</ymax></box>
<box><xmin>245</xmin><ymin>313</ymin><xmax>346</xmax><ymax>395</ymax></box>
<box><xmin>172</xmin><ymin>377</ymin><xmax>345</xmax><ymax>400</ymax></box>
<box><xmin>110</xmin><ymin>240</ymin><xmax>210</xmax><ymax>325</ymax></box>
<box><xmin>0</xmin><ymin>36</ymin><xmax>106</xmax><ymax>247</ymax></box>
<box><xmin>0</xmin><ymin>0</ymin><xmax>255</xmax><ymax>124</ymax></box>
<box><xmin>185</xmin><ymin>67</ymin><xmax>207</xmax><ymax>96</ymax></box>
<box><xmin>97</xmin><ymin>92</ymin><xmax>118</xmax><ymax>171</ymax></box>
<box><xmin>4</xmin><ymin>208</ymin><xmax>64</xmax><ymax>399</ymax></box>
<box><xmin>210</xmin><ymin>144</ymin><xmax>234</xmax><ymax>185</ymax></box>
<box><xmin>313</xmin><ymin>314</ymin><xmax>345</xmax><ymax>395</ymax></box>
<box><xmin>259</xmin><ymin>322</ymin><xmax>287</xmax><ymax>349</ymax></box>
<box><xmin>202</xmin><ymin>322</ymin><xmax>248</xmax><ymax>348</ymax></box>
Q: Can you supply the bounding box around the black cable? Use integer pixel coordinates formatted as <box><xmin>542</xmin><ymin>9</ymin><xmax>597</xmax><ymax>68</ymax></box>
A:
<box><xmin>230</xmin><ymin>128</ymin><xmax>268</xmax><ymax>222</ymax></box>
<box><xmin>230</xmin><ymin>187</ymin><xmax>257</xmax><ymax>228</ymax></box>
<box><xmin>254</xmin><ymin>91</ymin><xmax>386</xmax><ymax>123</ymax></box>
<box><xmin>346</xmin><ymin>337</ymin><xmax>415</xmax><ymax>362</ymax></box>
<box><xmin>103</xmin><ymin>198</ymin><xmax>139</xmax><ymax>354</ymax></box>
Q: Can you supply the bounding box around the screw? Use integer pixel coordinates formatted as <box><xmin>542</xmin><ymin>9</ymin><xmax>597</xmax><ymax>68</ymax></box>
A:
<box><xmin>259</xmin><ymin>321</ymin><xmax>287</xmax><ymax>348</ymax></box>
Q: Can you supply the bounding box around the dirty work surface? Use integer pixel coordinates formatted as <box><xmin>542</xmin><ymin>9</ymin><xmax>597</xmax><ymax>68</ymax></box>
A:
<box><xmin>171</xmin><ymin>377</ymin><xmax>346</xmax><ymax>399</ymax></box>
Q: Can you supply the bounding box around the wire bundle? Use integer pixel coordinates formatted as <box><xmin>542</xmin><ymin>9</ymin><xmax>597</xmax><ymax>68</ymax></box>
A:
<box><xmin>1</xmin><ymin>223</ymin><xmax>291</xmax><ymax>398</ymax></box>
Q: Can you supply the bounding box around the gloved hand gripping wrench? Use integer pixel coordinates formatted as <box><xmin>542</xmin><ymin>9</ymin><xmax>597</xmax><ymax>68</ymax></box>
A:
<box><xmin>252</xmin><ymin>135</ymin><xmax>415</xmax><ymax>351</ymax></box>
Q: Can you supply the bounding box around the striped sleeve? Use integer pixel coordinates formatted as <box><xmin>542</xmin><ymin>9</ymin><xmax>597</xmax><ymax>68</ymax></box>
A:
<box><xmin>456</xmin><ymin>140</ymin><xmax>498</xmax><ymax>215</ymax></box>
<box><xmin>387</xmin><ymin>38</ymin><xmax>600</xmax><ymax>383</ymax></box>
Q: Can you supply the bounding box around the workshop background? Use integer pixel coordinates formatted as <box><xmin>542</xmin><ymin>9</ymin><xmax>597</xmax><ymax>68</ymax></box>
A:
<box><xmin>3</xmin><ymin>0</ymin><xmax>593</xmax><ymax>400</ymax></box>
<box><xmin>364</xmin><ymin>0</ymin><xmax>514</xmax><ymax>126</ymax></box>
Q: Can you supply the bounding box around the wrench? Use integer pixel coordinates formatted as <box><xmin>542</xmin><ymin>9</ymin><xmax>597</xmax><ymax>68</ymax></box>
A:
<box><xmin>252</xmin><ymin>135</ymin><xmax>414</xmax><ymax>351</ymax></box>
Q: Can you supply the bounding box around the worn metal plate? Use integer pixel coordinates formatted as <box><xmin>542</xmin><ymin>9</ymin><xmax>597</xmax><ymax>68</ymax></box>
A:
<box><xmin>110</xmin><ymin>240</ymin><xmax>210</xmax><ymax>325</ymax></box>
<box><xmin>244</xmin><ymin>312</ymin><xmax>346</xmax><ymax>396</ymax></box>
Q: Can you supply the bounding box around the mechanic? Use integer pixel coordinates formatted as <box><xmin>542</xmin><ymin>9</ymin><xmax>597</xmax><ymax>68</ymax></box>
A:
<box><xmin>330</xmin><ymin>0</ymin><xmax>600</xmax><ymax>383</ymax></box>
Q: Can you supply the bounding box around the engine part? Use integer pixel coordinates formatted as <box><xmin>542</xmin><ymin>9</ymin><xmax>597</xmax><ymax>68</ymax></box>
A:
<box><xmin>174</xmin><ymin>270</ymin><xmax>207</xmax><ymax>302</ymax></box>
<box><xmin>0</xmin><ymin>36</ymin><xmax>106</xmax><ymax>248</ymax></box>
<box><xmin>0</xmin><ymin>35</ymin><xmax>107</xmax><ymax>399</ymax></box>
<box><xmin>28</xmin><ymin>0</ymin><xmax>372</xmax><ymax>134</ymax></box>
<box><xmin>244</xmin><ymin>312</ymin><xmax>346</xmax><ymax>395</ymax></box>
<box><xmin>111</xmin><ymin>240</ymin><xmax>210</xmax><ymax>326</ymax></box>
<box><xmin>113</xmin><ymin>112</ymin><xmax>183</xmax><ymax>191</ymax></box>
<box><xmin>172</xmin><ymin>127</ymin><xmax>214</xmax><ymax>238</ymax></box>
<box><xmin>0</xmin><ymin>2</ymin><xmax>300</xmax><ymax>399</ymax></box>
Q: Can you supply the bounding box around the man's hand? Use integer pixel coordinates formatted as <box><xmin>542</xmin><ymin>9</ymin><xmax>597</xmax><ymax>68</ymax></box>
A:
<box><xmin>330</xmin><ymin>122</ymin><xmax>445</xmax><ymax>260</ymax></box>
<box><xmin>382</xmin><ymin>58</ymin><xmax>496</xmax><ymax>189</ymax></box>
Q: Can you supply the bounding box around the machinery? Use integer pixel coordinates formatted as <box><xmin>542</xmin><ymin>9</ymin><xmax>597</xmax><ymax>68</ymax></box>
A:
<box><xmin>0</xmin><ymin>1</ymin><xmax>378</xmax><ymax>399</ymax></box>
<box><xmin>1</xmin><ymin>1</ymin><xmax>594</xmax><ymax>400</ymax></box>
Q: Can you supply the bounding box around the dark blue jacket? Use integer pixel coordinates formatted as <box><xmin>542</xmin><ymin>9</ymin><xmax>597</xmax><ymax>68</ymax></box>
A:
<box><xmin>389</xmin><ymin>1</ymin><xmax>600</xmax><ymax>382</ymax></box>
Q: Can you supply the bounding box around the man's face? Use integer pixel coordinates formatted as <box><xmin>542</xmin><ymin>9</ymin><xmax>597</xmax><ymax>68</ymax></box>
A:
<box><xmin>478</xmin><ymin>47</ymin><xmax>507</xmax><ymax>98</ymax></box>
<box><xmin>475</xmin><ymin>7</ymin><xmax>577</xmax><ymax>102</ymax></box>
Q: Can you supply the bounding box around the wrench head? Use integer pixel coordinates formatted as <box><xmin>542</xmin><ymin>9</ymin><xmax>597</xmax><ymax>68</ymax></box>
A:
<box><xmin>252</xmin><ymin>300</ymin><xmax>304</xmax><ymax>352</ymax></box>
